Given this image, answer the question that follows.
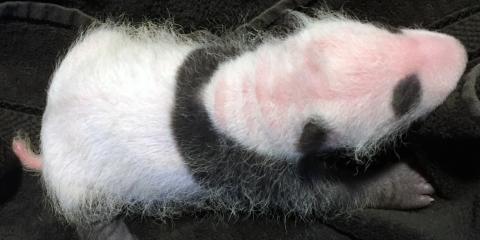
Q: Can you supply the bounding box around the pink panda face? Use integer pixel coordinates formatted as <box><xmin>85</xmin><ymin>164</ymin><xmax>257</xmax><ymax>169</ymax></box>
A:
<box><xmin>204</xmin><ymin>17</ymin><xmax>468</xmax><ymax>159</ymax></box>
<box><xmin>294</xmin><ymin>19</ymin><xmax>468</xmax><ymax>154</ymax></box>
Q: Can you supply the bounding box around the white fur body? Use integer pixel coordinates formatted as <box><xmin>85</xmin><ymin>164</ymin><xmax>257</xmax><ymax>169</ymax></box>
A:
<box><xmin>15</xmin><ymin>13</ymin><xmax>468</xmax><ymax>224</ymax></box>
<box><xmin>41</xmin><ymin>26</ymin><xmax>203</xmax><ymax>220</ymax></box>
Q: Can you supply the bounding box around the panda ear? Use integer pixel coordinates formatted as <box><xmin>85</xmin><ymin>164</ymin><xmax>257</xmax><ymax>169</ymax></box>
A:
<box><xmin>297</xmin><ymin>118</ymin><xmax>329</xmax><ymax>154</ymax></box>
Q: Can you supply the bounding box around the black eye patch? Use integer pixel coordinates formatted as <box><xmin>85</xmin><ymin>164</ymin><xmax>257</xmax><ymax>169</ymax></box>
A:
<box><xmin>392</xmin><ymin>74</ymin><xmax>422</xmax><ymax>118</ymax></box>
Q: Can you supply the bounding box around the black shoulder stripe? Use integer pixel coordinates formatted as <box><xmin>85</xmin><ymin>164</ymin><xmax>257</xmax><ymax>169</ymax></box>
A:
<box><xmin>171</xmin><ymin>45</ymin><xmax>243</xmax><ymax>181</ymax></box>
<box><xmin>171</xmin><ymin>44</ymin><xmax>295</xmax><ymax>196</ymax></box>
<box><xmin>170</xmin><ymin>37</ymin><xmax>354</xmax><ymax>215</ymax></box>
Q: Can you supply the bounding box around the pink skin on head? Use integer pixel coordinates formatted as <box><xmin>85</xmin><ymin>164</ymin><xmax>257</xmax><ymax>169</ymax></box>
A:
<box><xmin>300</xmin><ymin>45</ymin><xmax>334</xmax><ymax>100</ymax></box>
<box><xmin>402</xmin><ymin>30</ymin><xmax>468</xmax><ymax>102</ymax></box>
<box><xmin>241</xmin><ymin>72</ymin><xmax>261</xmax><ymax>133</ymax></box>
<box><xmin>251</xmin><ymin>48</ymin><xmax>329</xmax><ymax>131</ymax></box>
<box><xmin>12</xmin><ymin>138</ymin><xmax>42</xmax><ymax>171</ymax></box>
<box><xmin>213</xmin><ymin>72</ymin><xmax>229</xmax><ymax>129</ymax></box>
<box><xmin>206</xmin><ymin>22</ymin><xmax>467</xmax><ymax>157</ymax></box>
<box><xmin>255</xmin><ymin>53</ymin><xmax>282</xmax><ymax>130</ymax></box>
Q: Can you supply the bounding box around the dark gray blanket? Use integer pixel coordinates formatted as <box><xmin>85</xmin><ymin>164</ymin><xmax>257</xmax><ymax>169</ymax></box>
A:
<box><xmin>1</xmin><ymin>1</ymin><xmax>480</xmax><ymax>239</ymax></box>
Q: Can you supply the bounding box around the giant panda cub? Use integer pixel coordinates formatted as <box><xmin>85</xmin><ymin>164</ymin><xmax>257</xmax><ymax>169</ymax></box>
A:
<box><xmin>13</xmin><ymin>11</ymin><xmax>467</xmax><ymax>240</ymax></box>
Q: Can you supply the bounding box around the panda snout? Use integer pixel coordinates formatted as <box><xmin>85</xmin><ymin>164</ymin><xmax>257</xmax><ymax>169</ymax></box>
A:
<box><xmin>402</xmin><ymin>30</ymin><xmax>467</xmax><ymax>108</ymax></box>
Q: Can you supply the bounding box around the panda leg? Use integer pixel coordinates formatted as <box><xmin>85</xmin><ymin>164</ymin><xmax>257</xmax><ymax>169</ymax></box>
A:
<box><xmin>76</xmin><ymin>218</ymin><xmax>137</xmax><ymax>240</ymax></box>
<box><xmin>353</xmin><ymin>161</ymin><xmax>435</xmax><ymax>210</ymax></box>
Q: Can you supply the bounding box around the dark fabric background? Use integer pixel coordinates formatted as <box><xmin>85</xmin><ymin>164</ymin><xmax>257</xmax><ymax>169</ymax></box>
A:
<box><xmin>1</xmin><ymin>1</ymin><xmax>480</xmax><ymax>239</ymax></box>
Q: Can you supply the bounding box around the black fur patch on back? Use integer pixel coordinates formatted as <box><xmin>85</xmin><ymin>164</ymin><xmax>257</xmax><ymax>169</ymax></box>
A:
<box><xmin>392</xmin><ymin>74</ymin><xmax>422</xmax><ymax>118</ymax></box>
